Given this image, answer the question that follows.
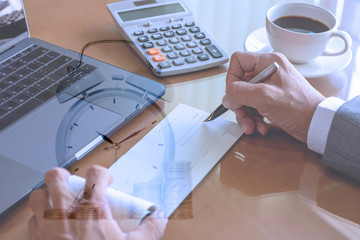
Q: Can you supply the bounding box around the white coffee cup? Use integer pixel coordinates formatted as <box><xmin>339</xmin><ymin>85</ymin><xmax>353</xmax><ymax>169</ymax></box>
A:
<box><xmin>266</xmin><ymin>3</ymin><xmax>352</xmax><ymax>64</ymax></box>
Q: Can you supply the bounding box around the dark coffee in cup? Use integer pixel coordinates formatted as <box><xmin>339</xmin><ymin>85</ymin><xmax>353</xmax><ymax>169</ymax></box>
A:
<box><xmin>273</xmin><ymin>16</ymin><xmax>330</xmax><ymax>34</ymax></box>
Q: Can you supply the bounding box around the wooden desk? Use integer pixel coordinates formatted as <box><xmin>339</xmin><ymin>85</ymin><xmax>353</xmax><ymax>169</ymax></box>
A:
<box><xmin>1</xmin><ymin>0</ymin><xmax>360</xmax><ymax>239</ymax></box>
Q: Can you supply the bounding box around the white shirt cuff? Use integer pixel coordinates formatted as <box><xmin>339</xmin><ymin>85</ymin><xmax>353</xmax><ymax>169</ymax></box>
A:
<box><xmin>307</xmin><ymin>97</ymin><xmax>345</xmax><ymax>154</ymax></box>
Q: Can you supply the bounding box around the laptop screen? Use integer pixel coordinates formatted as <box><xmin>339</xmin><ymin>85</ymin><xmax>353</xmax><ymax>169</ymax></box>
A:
<box><xmin>0</xmin><ymin>0</ymin><xmax>27</xmax><ymax>49</ymax></box>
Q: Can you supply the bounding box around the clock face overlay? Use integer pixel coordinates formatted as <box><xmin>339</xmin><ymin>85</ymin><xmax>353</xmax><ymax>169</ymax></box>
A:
<box><xmin>55</xmin><ymin>88</ymin><xmax>150</xmax><ymax>166</ymax></box>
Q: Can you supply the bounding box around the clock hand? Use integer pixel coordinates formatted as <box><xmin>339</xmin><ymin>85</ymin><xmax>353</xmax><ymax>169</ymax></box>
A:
<box><xmin>95</xmin><ymin>131</ymin><xmax>114</xmax><ymax>145</ymax></box>
<box><xmin>116</xmin><ymin>127</ymin><xmax>147</xmax><ymax>144</ymax></box>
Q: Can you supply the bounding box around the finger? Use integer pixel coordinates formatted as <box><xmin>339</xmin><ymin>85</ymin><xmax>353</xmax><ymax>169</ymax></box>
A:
<box><xmin>28</xmin><ymin>215</ymin><xmax>39</xmax><ymax>240</ymax></box>
<box><xmin>84</xmin><ymin>165</ymin><xmax>112</xmax><ymax>204</ymax></box>
<box><xmin>225</xmin><ymin>52</ymin><xmax>281</xmax><ymax>93</ymax></box>
<box><xmin>44</xmin><ymin>167</ymin><xmax>72</xmax><ymax>209</ymax></box>
<box><xmin>224</xmin><ymin>80</ymin><xmax>274</xmax><ymax>111</ymax></box>
<box><xmin>127</xmin><ymin>211</ymin><xmax>168</xmax><ymax>240</ymax></box>
<box><xmin>236</xmin><ymin>116</ymin><xmax>256</xmax><ymax>135</ymax></box>
<box><xmin>29</xmin><ymin>189</ymin><xmax>51</xmax><ymax>221</ymax></box>
<box><xmin>256</xmin><ymin>120</ymin><xmax>269</xmax><ymax>136</ymax></box>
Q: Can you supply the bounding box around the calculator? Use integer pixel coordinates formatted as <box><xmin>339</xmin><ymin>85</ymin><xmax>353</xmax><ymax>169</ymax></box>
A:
<box><xmin>107</xmin><ymin>0</ymin><xmax>229</xmax><ymax>77</ymax></box>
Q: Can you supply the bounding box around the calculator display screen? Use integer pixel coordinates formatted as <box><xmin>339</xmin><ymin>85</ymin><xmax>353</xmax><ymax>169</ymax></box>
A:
<box><xmin>118</xmin><ymin>3</ymin><xmax>185</xmax><ymax>22</ymax></box>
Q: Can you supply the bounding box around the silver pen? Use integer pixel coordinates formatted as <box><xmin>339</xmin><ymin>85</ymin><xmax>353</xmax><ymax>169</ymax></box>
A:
<box><xmin>204</xmin><ymin>62</ymin><xmax>280</xmax><ymax>122</ymax></box>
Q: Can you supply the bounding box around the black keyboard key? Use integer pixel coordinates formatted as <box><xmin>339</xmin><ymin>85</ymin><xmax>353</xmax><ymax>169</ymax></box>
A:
<box><xmin>13</xmin><ymin>68</ymin><xmax>31</xmax><ymax>78</ymax></box>
<box><xmin>28</xmin><ymin>47</ymin><xmax>48</xmax><ymax>57</ymax></box>
<box><xmin>25</xmin><ymin>62</ymin><xmax>42</xmax><ymax>71</ymax></box>
<box><xmin>2</xmin><ymin>75</ymin><xmax>20</xmax><ymax>85</ymax></box>
<box><xmin>5</xmin><ymin>85</ymin><xmax>22</xmax><ymax>96</ymax></box>
<box><xmin>27</xmin><ymin>72</ymin><xmax>45</xmax><ymax>82</ymax></box>
<box><xmin>0</xmin><ymin>108</ymin><xmax>7</xmax><ymax>118</ymax></box>
<box><xmin>45</xmin><ymin>51</ymin><xmax>60</xmax><ymax>59</ymax></box>
<box><xmin>48</xmin><ymin>56</ymin><xmax>73</xmax><ymax>68</ymax></box>
<box><xmin>44</xmin><ymin>73</ymin><xmax>63</xmax><ymax>83</ymax></box>
<box><xmin>0</xmin><ymin>67</ymin><xmax>15</xmax><ymax>77</ymax></box>
<box><xmin>36</xmin><ymin>90</ymin><xmax>56</xmax><ymax>102</ymax></box>
<box><xmin>8</xmin><ymin>61</ymin><xmax>24</xmax><ymax>70</ymax></box>
<box><xmin>0</xmin><ymin>98</ymin><xmax>42</xmax><ymax>132</ymax></box>
<box><xmin>16</xmin><ymin>79</ymin><xmax>34</xmax><ymax>88</ymax></box>
<box><xmin>38</xmin><ymin>65</ymin><xmax>56</xmax><ymax>75</ymax></box>
<box><xmin>1</xmin><ymin>100</ymin><xmax>19</xmax><ymax>111</ymax></box>
<box><xmin>0</xmin><ymin>82</ymin><xmax>9</xmax><ymax>91</ymax></box>
<box><xmin>23</xmin><ymin>86</ymin><xmax>41</xmax><ymax>97</ymax></box>
<box><xmin>33</xmin><ymin>80</ymin><xmax>52</xmax><ymax>90</ymax></box>
<box><xmin>0</xmin><ymin>92</ymin><xmax>12</xmax><ymax>103</ymax></box>
<box><xmin>205</xmin><ymin>45</ymin><xmax>223</xmax><ymax>58</ymax></box>
<box><xmin>19</xmin><ymin>54</ymin><xmax>37</xmax><ymax>64</ymax></box>
<box><xmin>12</xmin><ymin>93</ymin><xmax>31</xmax><ymax>104</ymax></box>
<box><xmin>34</xmin><ymin>55</ymin><xmax>52</xmax><ymax>65</ymax></box>
<box><xmin>22</xmin><ymin>45</ymin><xmax>38</xmax><ymax>54</ymax></box>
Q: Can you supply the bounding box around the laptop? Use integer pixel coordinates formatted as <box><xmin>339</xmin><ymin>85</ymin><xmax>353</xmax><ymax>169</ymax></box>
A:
<box><xmin>0</xmin><ymin>0</ymin><xmax>166</xmax><ymax>216</ymax></box>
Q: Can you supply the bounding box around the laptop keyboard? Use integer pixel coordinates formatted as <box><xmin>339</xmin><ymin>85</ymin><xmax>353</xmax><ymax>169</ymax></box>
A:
<box><xmin>0</xmin><ymin>45</ymin><xmax>96</xmax><ymax>132</ymax></box>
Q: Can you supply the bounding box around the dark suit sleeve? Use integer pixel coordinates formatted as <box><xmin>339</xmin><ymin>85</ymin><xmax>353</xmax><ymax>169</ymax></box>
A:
<box><xmin>322</xmin><ymin>96</ymin><xmax>360</xmax><ymax>181</ymax></box>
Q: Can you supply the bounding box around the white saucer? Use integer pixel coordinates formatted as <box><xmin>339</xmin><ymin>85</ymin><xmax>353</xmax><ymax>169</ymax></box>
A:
<box><xmin>244</xmin><ymin>27</ymin><xmax>352</xmax><ymax>78</ymax></box>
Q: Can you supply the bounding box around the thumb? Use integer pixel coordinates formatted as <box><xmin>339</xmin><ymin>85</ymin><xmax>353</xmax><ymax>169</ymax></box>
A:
<box><xmin>127</xmin><ymin>211</ymin><xmax>168</xmax><ymax>240</ymax></box>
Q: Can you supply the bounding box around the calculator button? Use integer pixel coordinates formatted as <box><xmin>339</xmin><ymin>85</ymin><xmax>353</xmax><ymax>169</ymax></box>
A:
<box><xmin>142</xmin><ymin>42</ymin><xmax>154</xmax><ymax>48</ymax></box>
<box><xmin>181</xmin><ymin>35</ymin><xmax>192</xmax><ymax>42</ymax></box>
<box><xmin>192</xmin><ymin>47</ymin><xmax>204</xmax><ymax>54</ymax></box>
<box><xmin>153</xmin><ymin>54</ymin><xmax>166</xmax><ymax>62</ymax></box>
<box><xmin>174</xmin><ymin>43</ymin><xmax>186</xmax><ymax>50</ymax></box>
<box><xmin>147</xmin><ymin>48</ymin><xmax>160</xmax><ymax>55</ymax></box>
<box><xmin>164</xmin><ymin>31</ymin><xmax>175</xmax><ymax>37</ymax></box>
<box><xmin>189</xmin><ymin>26</ymin><xmax>200</xmax><ymax>33</ymax></box>
<box><xmin>185</xmin><ymin>22</ymin><xmax>195</xmax><ymax>27</ymax></box>
<box><xmin>169</xmin><ymin>37</ymin><xmax>180</xmax><ymax>44</ymax></box>
<box><xmin>176</xmin><ymin>29</ymin><xmax>187</xmax><ymax>35</ymax></box>
<box><xmin>162</xmin><ymin>46</ymin><xmax>173</xmax><ymax>52</ymax></box>
<box><xmin>180</xmin><ymin>49</ymin><xmax>191</xmax><ymax>56</ymax></box>
<box><xmin>134</xmin><ymin>30</ymin><xmax>144</xmax><ymax>36</ymax></box>
<box><xmin>160</xmin><ymin>26</ymin><xmax>170</xmax><ymax>31</ymax></box>
<box><xmin>198</xmin><ymin>53</ymin><xmax>210</xmax><ymax>61</ymax></box>
<box><xmin>172</xmin><ymin>58</ymin><xmax>185</xmax><ymax>66</ymax></box>
<box><xmin>151</xmin><ymin>33</ymin><xmax>163</xmax><ymax>40</ymax></box>
<box><xmin>195</xmin><ymin>32</ymin><xmax>206</xmax><ymax>39</ymax></box>
<box><xmin>158</xmin><ymin>61</ymin><xmax>172</xmax><ymax>68</ymax></box>
<box><xmin>147</xmin><ymin>28</ymin><xmax>158</xmax><ymax>33</ymax></box>
<box><xmin>185</xmin><ymin>56</ymin><xmax>197</xmax><ymax>63</ymax></box>
<box><xmin>186</xmin><ymin>41</ymin><xmax>198</xmax><ymax>48</ymax></box>
<box><xmin>205</xmin><ymin>45</ymin><xmax>223</xmax><ymax>58</ymax></box>
<box><xmin>200</xmin><ymin>38</ymin><xmax>212</xmax><ymax>45</ymax></box>
<box><xmin>172</xmin><ymin>24</ymin><xmax>182</xmax><ymax>29</ymax></box>
<box><xmin>138</xmin><ymin>36</ymin><xmax>149</xmax><ymax>42</ymax></box>
<box><xmin>156</xmin><ymin>39</ymin><xmax>168</xmax><ymax>46</ymax></box>
<box><xmin>167</xmin><ymin>52</ymin><xmax>179</xmax><ymax>59</ymax></box>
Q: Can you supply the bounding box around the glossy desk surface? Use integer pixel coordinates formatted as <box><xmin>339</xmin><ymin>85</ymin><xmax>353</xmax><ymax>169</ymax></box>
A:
<box><xmin>1</xmin><ymin>0</ymin><xmax>360</xmax><ymax>239</ymax></box>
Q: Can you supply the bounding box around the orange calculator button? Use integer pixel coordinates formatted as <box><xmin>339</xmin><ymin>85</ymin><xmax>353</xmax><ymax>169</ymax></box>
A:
<box><xmin>147</xmin><ymin>48</ymin><xmax>160</xmax><ymax>55</ymax></box>
<box><xmin>153</xmin><ymin>54</ymin><xmax>166</xmax><ymax>62</ymax></box>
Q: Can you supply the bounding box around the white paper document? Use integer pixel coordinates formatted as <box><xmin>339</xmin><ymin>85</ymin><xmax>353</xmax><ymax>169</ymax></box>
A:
<box><xmin>109</xmin><ymin>103</ymin><xmax>244</xmax><ymax>216</ymax></box>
